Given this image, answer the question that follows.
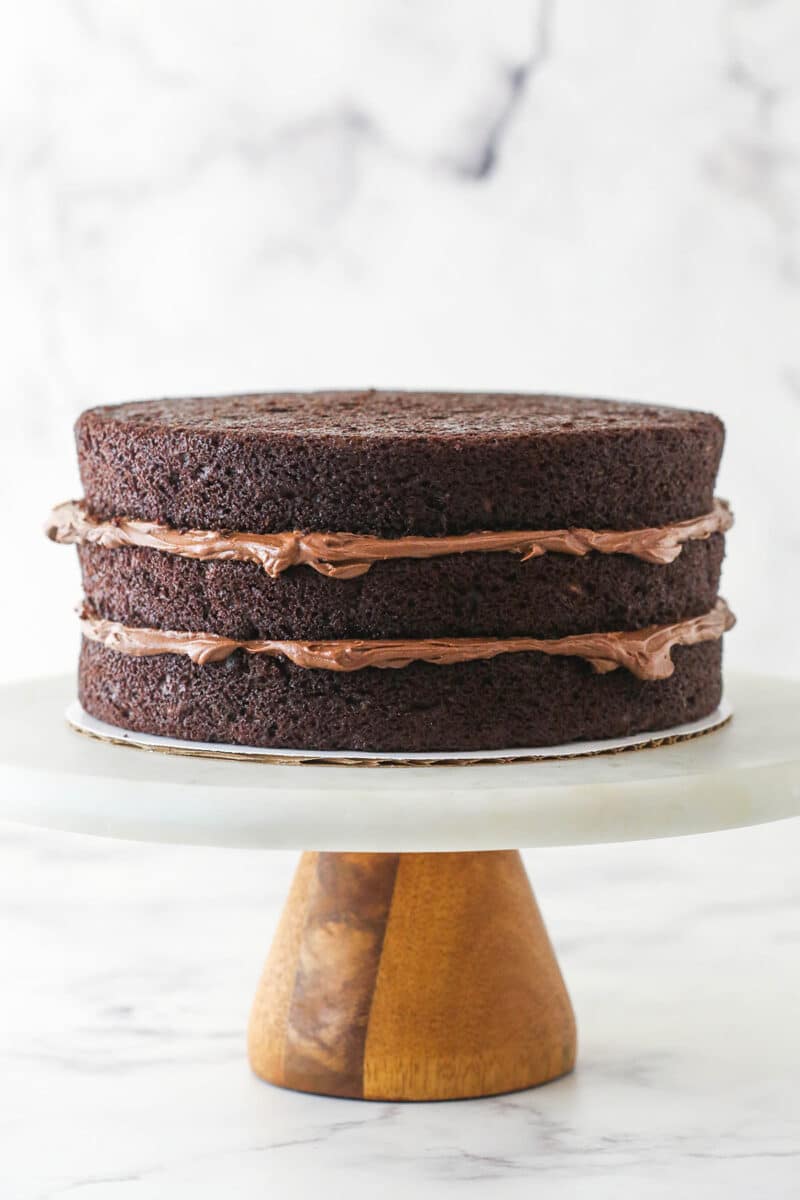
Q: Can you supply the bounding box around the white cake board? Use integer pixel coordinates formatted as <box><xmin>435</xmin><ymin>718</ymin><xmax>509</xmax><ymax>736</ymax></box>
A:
<box><xmin>0</xmin><ymin>672</ymin><xmax>797</xmax><ymax>851</ymax></box>
<box><xmin>65</xmin><ymin>698</ymin><xmax>733</xmax><ymax>764</ymax></box>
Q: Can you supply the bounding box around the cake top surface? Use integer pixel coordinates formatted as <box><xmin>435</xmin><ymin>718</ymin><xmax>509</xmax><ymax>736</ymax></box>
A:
<box><xmin>80</xmin><ymin>391</ymin><xmax>717</xmax><ymax>441</ymax></box>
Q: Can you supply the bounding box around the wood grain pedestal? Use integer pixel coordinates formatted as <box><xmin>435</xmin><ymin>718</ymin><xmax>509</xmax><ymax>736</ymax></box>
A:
<box><xmin>248</xmin><ymin>851</ymin><xmax>576</xmax><ymax>1101</ymax></box>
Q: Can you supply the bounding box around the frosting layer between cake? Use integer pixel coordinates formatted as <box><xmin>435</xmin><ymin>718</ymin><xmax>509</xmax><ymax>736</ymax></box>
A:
<box><xmin>79</xmin><ymin>600</ymin><xmax>734</xmax><ymax>682</ymax></box>
<box><xmin>48</xmin><ymin>499</ymin><xmax>733</xmax><ymax>575</ymax></box>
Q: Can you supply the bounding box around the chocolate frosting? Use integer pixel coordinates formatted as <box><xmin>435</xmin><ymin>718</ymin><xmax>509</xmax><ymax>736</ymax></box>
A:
<box><xmin>48</xmin><ymin>499</ymin><xmax>733</xmax><ymax>578</ymax></box>
<box><xmin>78</xmin><ymin>599</ymin><xmax>735</xmax><ymax>681</ymax></box>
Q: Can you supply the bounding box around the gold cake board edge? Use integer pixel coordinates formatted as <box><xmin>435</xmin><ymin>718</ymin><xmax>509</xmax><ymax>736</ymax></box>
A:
<box><xmin>65</xmin><ymin>710</ymin><xmax>732</xmax><ymax>769</ymax></box>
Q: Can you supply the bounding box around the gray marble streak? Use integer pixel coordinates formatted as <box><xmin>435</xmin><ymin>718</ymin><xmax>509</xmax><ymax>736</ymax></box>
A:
<box><xmin>444</xmin><ymin>0</ymin><xmax>554</xmax><ymax>179</ymax></box>
<box><xmin>0</xmin><ymin>820</ymin><xmax>798</xmax><ymax>1198</ymax></box>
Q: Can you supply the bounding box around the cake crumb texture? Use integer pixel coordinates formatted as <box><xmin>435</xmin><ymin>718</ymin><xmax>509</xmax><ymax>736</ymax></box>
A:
<box><xmin>76</xmin><ymin>391</ymin><xmax>725</xmax><ymax>536</ymax></box>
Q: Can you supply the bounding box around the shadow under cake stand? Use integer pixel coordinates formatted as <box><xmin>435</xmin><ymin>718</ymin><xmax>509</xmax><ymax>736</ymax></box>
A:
<box><xmin>0</xmin><ymin>672</ymin><xmax>798</xmax><ymax>1102</ymax></box>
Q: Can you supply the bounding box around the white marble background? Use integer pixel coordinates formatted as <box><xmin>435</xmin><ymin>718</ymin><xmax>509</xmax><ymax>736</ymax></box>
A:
<box><xmin>0</xmin><ymin>0</ymin><xmax>799</xmax><ymax>681</ymax></box>
<box><xmin>1</xmin><ymin>2</ymin><xmax>799</xmax><ymax>1196</ymax></box>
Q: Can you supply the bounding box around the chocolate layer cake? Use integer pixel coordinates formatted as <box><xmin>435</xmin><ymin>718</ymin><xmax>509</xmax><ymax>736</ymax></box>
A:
<box><xmin>49</xmin><ymin>391</ymin><xmax>734</xmax><ymax>753</ymax></box>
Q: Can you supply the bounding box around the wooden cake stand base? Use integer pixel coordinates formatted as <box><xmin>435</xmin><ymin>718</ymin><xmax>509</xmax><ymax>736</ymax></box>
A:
<box><xmin>248</xmin><ymin>850</ymin><xmax>576</xmax><ymax>1101</ymax></box>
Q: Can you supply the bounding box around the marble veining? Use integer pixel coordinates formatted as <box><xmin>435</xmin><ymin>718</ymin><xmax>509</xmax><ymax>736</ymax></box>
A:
<box><xmin>2</xmin><ymin>1</ymin><xmax>800</xmax><ymax>685</ymax></box>
<box><xmin>1</xmin><ymin>3</ymin><xmax>799</xmax><ymax>1193</ymax></box>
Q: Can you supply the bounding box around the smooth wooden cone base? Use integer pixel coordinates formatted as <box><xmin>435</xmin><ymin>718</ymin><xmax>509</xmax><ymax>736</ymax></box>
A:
<box><xmin>248</xmin><ymin>851</ymin><xmax>576</xmax><ymax>1101</ymax></box>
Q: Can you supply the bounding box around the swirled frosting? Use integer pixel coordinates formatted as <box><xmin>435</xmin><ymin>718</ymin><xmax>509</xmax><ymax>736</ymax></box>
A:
<box><xmin>79</xmin><ymin>599</ymin><xmax>735</xmax><ymax>681</ymax></box>
<box><xmin>48</xmin><ymin>499</ymin><xmax>733</xmax><ymax>577</ymax></box>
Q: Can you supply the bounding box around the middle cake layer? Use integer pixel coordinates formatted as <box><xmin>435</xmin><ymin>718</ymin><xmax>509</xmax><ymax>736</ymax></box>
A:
<box><xmin>77</xmin><ymin>535</ymin><xmax>725</xmax><ymax>641</ymax></box>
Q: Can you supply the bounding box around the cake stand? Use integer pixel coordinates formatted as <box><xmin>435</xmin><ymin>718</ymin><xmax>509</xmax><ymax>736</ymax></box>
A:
<box><xmin>1</xmin><ymin>672</ymin><xmax>798</xmax><ymax>1102</ymax></box>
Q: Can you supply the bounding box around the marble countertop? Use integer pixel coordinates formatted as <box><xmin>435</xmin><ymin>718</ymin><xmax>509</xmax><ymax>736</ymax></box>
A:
<box><xmin>1</xmin><ymin>817</ymin><xmax>797</xmax><ymax>1199</ymax></box>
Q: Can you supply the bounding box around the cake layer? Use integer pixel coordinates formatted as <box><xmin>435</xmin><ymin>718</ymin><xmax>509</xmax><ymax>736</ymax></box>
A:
<box><xmin>77</xmin><ymin>535</ymin><xmax>725</xmax><ymax>640</ymax></box>
<box><xmin>78</xmin><ymin>638</ymin><xmax>724</xmax><ymax>753</ymax></box>
<box><xmin>76</xmin><ymin>392</ymin><xmax>725</xmax><ymax>536</ymax></box>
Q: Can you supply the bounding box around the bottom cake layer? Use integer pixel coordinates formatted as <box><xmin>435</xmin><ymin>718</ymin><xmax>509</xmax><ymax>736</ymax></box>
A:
<box><xmin>78</xmin><ymin>638</ymin><xmax>723</xmax><ymax>753</ymax></box>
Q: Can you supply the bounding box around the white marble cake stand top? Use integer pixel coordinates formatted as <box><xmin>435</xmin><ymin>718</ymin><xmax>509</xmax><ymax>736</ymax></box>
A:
<box><xmin>0</xmin><ymin>673</ymin><xmax>797</xmax><ymax>851</ymax></box>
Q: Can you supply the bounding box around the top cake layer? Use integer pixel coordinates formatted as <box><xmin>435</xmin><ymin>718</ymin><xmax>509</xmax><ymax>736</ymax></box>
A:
<box><xmin>76</xmin><ymin>391</ymin><xmax>725</xmax><ymax>536</ymax></box>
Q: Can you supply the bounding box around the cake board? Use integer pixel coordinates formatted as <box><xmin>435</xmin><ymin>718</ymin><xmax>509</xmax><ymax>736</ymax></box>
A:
<box><xmin>0</xmin><ymin>672</ymin><xmax>798</xmax><ymax>1101</ymax></box>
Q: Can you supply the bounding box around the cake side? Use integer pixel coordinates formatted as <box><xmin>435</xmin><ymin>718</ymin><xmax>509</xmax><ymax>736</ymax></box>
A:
<box><xmin>76</xmin><ymin>392</ymin><xmax>725</xmax><ymax>535</ymax></box>
<box><xmin>77</xmin><ymin>535</ymin><xmax>726</xmax><ymax>641</ymax></box>
<box><xmin>78</xmin><ymin>638</ymin><xmax>724</xmax><ymax>753</ymax></box>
